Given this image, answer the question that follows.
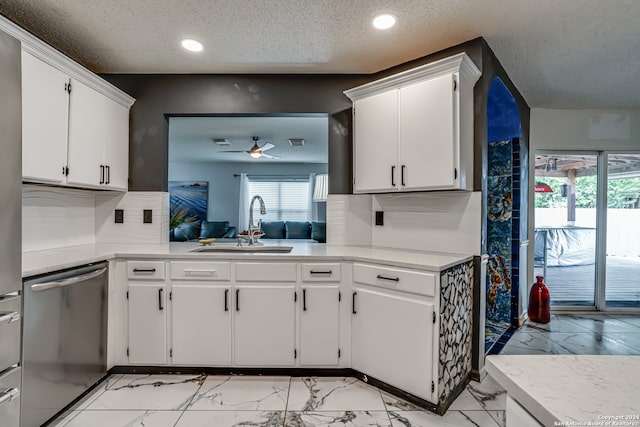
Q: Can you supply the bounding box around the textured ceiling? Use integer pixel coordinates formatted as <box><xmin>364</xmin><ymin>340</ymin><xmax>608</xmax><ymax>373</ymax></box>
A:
<box><xmin>1</xmin><ymin>0</ymin><xmax>640</xmax><ymax>108</ymax></box>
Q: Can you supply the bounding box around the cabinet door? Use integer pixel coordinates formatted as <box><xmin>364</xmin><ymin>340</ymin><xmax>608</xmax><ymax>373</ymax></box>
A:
<box><xmin>234</xmin><ymin>286</ymin><xmax>295</xmax><ymax>366</ymax></box>
<box><xmin>300</xmin><ymin>286</ymin><xmax>340</xmax><ymax>365</ymax></box>
<box><xmin>353</xmin><ymin>90</ymin><xmax>399</xmax><ymax>193</ymax></box>
<box><xmin>171</xmin><ymin>285</ymin><xmax>231</xmax><ymax>365</ymax></box>
<box><xmin>103</xmin><ymin>97</ymin><xmax>129</xmax><ymax>190</ymax></box>
<box><xmin>67</xmin><ymin>79</ymin><xmax>106</xmax><ymax>188</ymax></box>
<box><xmin>352</xmin><ymin>286</ymin><xmax>435</xmax><ymax>402</ymax></box>
<box><xmin>21</xmin><ymin>50</ymin><xmax>69</xmax><ymax>184</ymax></box>
<box><xmin>128</xmin><ymin>283</ymin><xmax>166</xmax><ymax>364</ymax></box>
<box><xmin>399</xmin><ymin>73</ymin><xmax>456</xmax><ymax>190</ymax></box>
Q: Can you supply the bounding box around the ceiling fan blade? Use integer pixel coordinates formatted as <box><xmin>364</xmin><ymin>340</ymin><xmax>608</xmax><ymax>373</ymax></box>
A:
<box><xmin>260</xmin><ymin>142</ymin><xmax>275</xmax><ymax>151</ymax></box>
<box><xmin>218</xmin><ymin>150</ymin><xmax>246</xmax><ymax>153</ymax></box>
<box><xmin>261</xmin><ymin>152</ymin><xmax>280</xmax><ymax>159</ymax></box>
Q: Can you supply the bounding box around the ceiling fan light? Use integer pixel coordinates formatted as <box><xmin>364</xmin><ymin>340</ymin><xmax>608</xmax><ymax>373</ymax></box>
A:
<box><xmin>250</xmin><ymin>151</ymin><xmax>262</xmax><ymax>158</ymax></box>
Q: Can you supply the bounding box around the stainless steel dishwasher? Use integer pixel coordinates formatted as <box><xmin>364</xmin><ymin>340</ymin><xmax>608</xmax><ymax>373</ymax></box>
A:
<box><xmin>22</xmin><ymin>262</ymin><xmax>108</xmax><ymax>427</ymax></box>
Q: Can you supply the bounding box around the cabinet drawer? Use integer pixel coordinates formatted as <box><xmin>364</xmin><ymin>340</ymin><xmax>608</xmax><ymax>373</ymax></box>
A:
<box><xmin>0</xmin><ymin>296</ymin><xmax>21</xmax><ymax>371</ymax></box>
<box><xmin>301</xmin><ymin>263</ymin><xmax>341</xmax><ymax>282</ymax></box>
<box><xmin>353</xmin><ymin>263</ymin><xmax>436</xmax><ymax>297</ymax></box>
<box><xmin>171</xmin><ymin>261</ymin><xmax>231</xmax><ymax>281</ymax></box>
<box><xmin>127</xmin><ymin>261</ymin><xmax>165</xmax><ymax>280</ymax></box>
<box><xmin>0</xmin><ymin>367</ymin><xmax>20</xmax><ymax>427</ymax></box>
<box><xmin>236</xmin><ymin>263</ymin><xmax>297</xmax><ymax>282</ymax></box>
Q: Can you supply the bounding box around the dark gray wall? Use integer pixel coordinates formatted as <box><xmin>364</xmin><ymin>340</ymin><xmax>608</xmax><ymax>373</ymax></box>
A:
<box><xmin>103</xmin><ymin>74</ymin><xmax>370</xmax><ymax>193</ymax></box>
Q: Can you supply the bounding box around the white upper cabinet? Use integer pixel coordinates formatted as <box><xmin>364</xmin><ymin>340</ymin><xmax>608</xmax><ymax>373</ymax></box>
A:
<box><xmin>18</xmin><ymin>39</ymin><xmax>134</xmax><ymax>190</ymax></box>
<box><xmin>345</xmin><ymin>53</ymin><xmax>480</xmax><ymax>193</ymax></box>
<box><xmin>353</xmin><ymin>90</ymin><xmax>399</xmax><ymax>193</ymax></box>
<box><xmin>66</xmin><ymin>78</ymin><xmax>107</xmax><ymax>188</ymax></box>
<box><xmin>21</xmin><ymin>51</ymin><xmax>69</xmax><ymax>185</ymax></box>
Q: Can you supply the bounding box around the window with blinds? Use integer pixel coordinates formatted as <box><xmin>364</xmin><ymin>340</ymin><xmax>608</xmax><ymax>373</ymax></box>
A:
<box><xmin>247</xmin><ymin>177</ymin><xmax>310</xmax><ymax>221</ymax></box>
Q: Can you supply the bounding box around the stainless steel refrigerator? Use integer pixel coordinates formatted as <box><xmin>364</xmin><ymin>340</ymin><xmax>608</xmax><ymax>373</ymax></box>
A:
<box><xmin>0</xmin><ymin>27</ymin><xmax>23</xmax><ymax>427</ymax></box>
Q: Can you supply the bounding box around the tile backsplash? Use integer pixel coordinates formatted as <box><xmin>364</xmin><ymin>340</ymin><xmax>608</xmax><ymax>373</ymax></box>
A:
<box><xmin>22</xmin><ymin>185</ymin><xmax>169</xmax><ymax>252</ymax></box>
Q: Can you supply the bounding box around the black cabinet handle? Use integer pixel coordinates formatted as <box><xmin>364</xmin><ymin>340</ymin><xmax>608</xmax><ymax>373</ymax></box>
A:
<box><xmin>310</xmin><ymin>270</ymin><xmax>332</xmax><ymax>275</ymax></box>
<box><xmin>158</xmin><ymin>288</ymin><xmax>164</xmax><ymax>310</ymax></box>
<box><xmin>401</xmin><ymin>165</ymin><xmax>406</xmax><ymax>186</ymax></box>
<box><xmin>224</xmin><ymin>289</ymin><xmax>229</xmax><ymax>312</ymax></box>
<box><xmin>352</xmin><ymin>292</ymin><xmax>357</xmax><ymax>314</ymax></box>
<box><xmin>106</xmin><ymin>165</ymin><xmax>110</xmax><ymax>184</ymax></box>
<box><xmin>391</xmin><ymin>165</ymin><xmax>396</xmax><ymax>187</ymax></box>
<box><xmin>303</xmin><ymin>288</ymin><xmax>307</xmax><ymax>311</ymax></box>
<box><xmin>377</xmin><ymin>274</ymin><xmax>400</xmax><ymax>282</ymax></box>
<box><xmin>99</xmin><ymin>165</ymin><xmax>105</xmax><ymax>184</ymax></box>
<box><xmin>236</xmin><ymin>289</ymin><xmax>240</xmax><ymax>311</ymax></box>
<box><xmin>133</xmin><ymin>268</ymin><xmax>156</xmax><ymax>273</ymax></box>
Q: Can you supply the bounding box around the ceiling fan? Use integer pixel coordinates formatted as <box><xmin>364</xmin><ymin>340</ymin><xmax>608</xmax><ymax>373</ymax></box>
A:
<box><xmin>218</xmin><ymin>136</ymin><xmax>280</xmax><ymax>159</ymax></box>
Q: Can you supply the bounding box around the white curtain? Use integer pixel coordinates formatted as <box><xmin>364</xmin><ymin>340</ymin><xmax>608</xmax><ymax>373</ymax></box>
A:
<box><xmin>307</xmin><ymin>173</ymin><xmax>316</xmax><ymax>222</ymax></box>
<box><xmin>238</xmin><ymin>173</ymin><xmax>249</xmax><ymax>233</ymax></box>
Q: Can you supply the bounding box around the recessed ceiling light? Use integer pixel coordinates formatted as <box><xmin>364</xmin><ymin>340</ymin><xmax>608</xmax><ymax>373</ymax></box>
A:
<box><xmin>372</xmin><ymin>14</ymin><xmax>396</xmax><ymax>30</ymax></box>
<box><xmin>181</xmin><ymin>39</ymin><xmax>203</xmax><ymax>52</ymax></box>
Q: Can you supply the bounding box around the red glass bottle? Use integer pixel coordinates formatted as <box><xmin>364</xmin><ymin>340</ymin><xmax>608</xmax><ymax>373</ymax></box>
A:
<box><xmin>528</xmin><ymin>276</ymin><xmax>550</xmax><ymax>323</ymax></box>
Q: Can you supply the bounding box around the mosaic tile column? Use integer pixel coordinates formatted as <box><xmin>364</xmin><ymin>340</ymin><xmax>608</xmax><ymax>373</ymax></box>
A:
<box><xmin>485</xmin><ymin>139</ymin><xmax>514</xmax><ymax>351</ymax></box>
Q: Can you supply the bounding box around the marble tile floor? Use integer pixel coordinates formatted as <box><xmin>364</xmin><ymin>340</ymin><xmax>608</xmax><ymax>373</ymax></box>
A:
<box><xmin>501</xmin><ymin>313</ymin><xmax>640</xmax><ymax>355</ymax></box>
<box><xmin>49</xmin><ymin>375</ymin><xmax>507</xmax><ymax>427</ymax></box>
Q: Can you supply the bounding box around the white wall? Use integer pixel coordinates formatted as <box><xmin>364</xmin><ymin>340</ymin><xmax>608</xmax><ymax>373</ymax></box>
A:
<box><xmin>169</xmin><ymin>161</ymin><xmax>327</xmax><ymax>229</ymax></box>
<box><xmin>531</xmin><ymin>109</ymin><xmax>640</xmax><ymax>151</ymax></box>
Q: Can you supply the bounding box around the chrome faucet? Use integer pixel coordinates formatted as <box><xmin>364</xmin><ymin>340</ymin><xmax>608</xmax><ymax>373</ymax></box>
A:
<box><xmin>247</xmin><ymin>195</ymin><xmax>266</xmax><ymax>245</ymax></box>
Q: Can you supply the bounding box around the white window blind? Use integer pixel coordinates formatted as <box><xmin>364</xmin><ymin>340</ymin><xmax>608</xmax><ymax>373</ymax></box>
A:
<box><xmin>247</xmin><ymin>177</ymin><xmax>310</xmax><ymax>221</ymax></box>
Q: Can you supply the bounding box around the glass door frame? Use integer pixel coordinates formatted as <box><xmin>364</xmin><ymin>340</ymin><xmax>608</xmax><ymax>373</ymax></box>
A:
<box><xmin>535</xmin><ymin>149</ymin><xmax>640</xmax><ymax>313</ymax></box>
<box><xmin>600</xmin><ymin>150</ymin><xmax>640</xmax><ymax>312</ymax></box>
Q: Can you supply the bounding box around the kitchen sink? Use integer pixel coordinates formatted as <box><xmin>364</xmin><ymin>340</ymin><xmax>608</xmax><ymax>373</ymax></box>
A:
<box><xmin>190</xmin><ymin>244</ymin><xmax>293</xmax><ymax>253</ymax></box>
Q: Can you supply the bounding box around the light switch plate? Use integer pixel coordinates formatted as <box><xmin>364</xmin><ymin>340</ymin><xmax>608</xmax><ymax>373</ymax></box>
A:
<box><xmin>143</xmin><ymin>209</ymin><xmax>152</xmax><ymax>224</ymax></box>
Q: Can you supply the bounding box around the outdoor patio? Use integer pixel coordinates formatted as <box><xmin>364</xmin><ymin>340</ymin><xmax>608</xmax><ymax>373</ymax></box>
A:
<box><xmin>534</xmin><ymin>255</ymin><xmax>640</xmax><ymax>306</ymax></box>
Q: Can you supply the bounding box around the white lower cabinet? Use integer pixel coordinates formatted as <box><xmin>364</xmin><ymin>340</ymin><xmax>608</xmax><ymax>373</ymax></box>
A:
<box><xmin>300</xmin><ymin>285</ymin><xmax>340</xmax><ymax>365</ymax></box>
<box><xmin>351</xmin><ymin>285</ymin><xmax>435</xmax><ymax>402</ymax></box>
<box><xmin>171</xmin><ymin>284</ymin><xmax>231</xmax><ymax>365</ymax></box>
<box><xmin>234</xmin><ymin>285</ymin><xmax>296</xmax><ymax>366</ymax></box>
<box><xmin>128</xmin><ymin>283</ymin><xmax>167</xmax><ymax>364</ymax></box>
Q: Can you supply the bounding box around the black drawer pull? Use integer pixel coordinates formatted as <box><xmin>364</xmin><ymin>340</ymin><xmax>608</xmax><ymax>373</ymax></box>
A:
<box><xmin>158</xmin><ymin>288</ymin><xmax>164</xmax><ymax>310</ymax></box>
<box><xmin>224</xmin><ymin>289</ymin><xmax>229</xmax><ymax>312</ymax></box>
<box><xmin>236</xmin><ymin>289</ymin><xmax>240</xmax><ymax>311</ymax></box>
<box><xmin>401</xmin><ymin>165</ymin><xmax>406</xmax><ymax>186</ymax></box>
<box><xmin>352</xmin><ymin>292</ymin><xmax>357</xmax><ymax>314</ymax></box>
<box><xmin>99</xmin><ymin>165</ymin><xmax>105</xmax><ymax>184</ymax></box>
<box><xmin>377</xmin><ymin>274</ymin><xmax>400</xmax><ymax>282</ymax></box>
<box><xmin>133</xmin><ymin>268</ymin><xmax>156</xmax><ymax>273</ymax></box>
<box><xmin>303</xmin><ymin>288</ymin><xmax>307</xmax><ymax>311</ymax></box>
<box><xmin>391</xmin><ymin>165</ymin><xmax>396</xmax><ymax>187</ymax></box>
<box><xmin>310</xmin><ymin>270</ymin><xmax>332</xmax><ymax>275</ymax></box>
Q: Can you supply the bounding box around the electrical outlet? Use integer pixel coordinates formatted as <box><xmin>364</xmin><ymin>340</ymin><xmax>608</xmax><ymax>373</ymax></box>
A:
<box><xmin>143</xmin><ymin>209</ymin><xmax>153</xmax><ymax>224</ymax></box>
<box><xmin>375</xmin><ymin>211</ymin><xmax>384</xmax><ymax>226</ymax></box>
<box><xmin>114</xmin><ymin>209</ymin><xmax>124</xmax><ymax>224</ymax></box>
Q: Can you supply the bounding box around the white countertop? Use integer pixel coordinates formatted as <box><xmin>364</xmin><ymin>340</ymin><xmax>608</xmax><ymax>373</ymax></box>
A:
<box><xmin>22</xmin><ymin>241</ymin><xmax>473</xmax><ymax>278</ymax></box>
<box><xmin>486</xmin><ymin>355</ymin><xmax>640</xmax><ymax>426</ymax></box>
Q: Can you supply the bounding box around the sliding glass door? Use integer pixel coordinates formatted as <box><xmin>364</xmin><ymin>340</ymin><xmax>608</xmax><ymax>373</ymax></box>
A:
<box><xmin>605</xmin><ymin>154</ymin><xmax>640</xmax><ymax>308</ymax></box>
<box><xmin>534</xmin><ymin>152</ymin><xmax>599</xmax><ymax>307</ymax></box>
<box><xmin>534</xmin><ymin>151</ymin><xmax>640</xmax><ymax>310</ymax></box>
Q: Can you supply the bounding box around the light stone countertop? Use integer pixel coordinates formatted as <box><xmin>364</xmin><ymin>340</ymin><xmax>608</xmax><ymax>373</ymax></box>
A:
<box><xmin>22</xmin><ymin>241</ymin><xmax>473</xmax><ymax>278</ymax></box>
<box><xmin>486</xmin><ymin>355</ymin><xmax>640</xmax><ymax>427</ymax></box>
